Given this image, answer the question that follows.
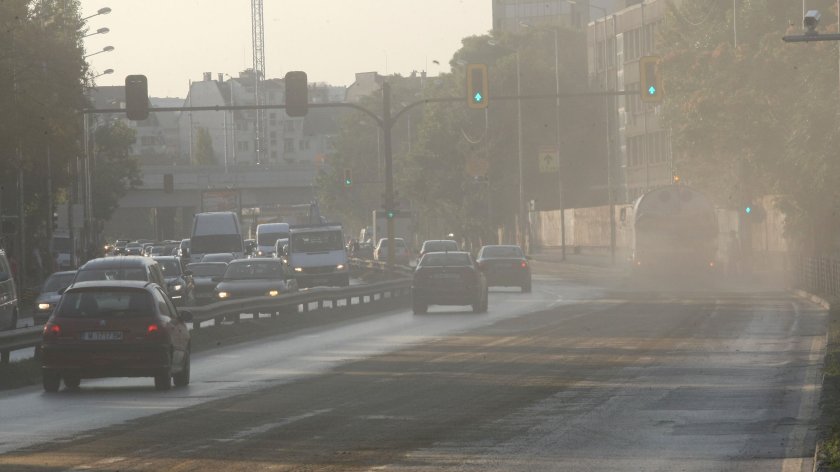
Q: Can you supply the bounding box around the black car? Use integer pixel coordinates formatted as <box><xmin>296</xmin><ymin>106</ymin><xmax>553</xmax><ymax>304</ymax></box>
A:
<box><xmin>214</xmin><ymin>259</ymin><xmax>297</xmax><ymax>301</ymax></box>
<box><xmin>476</xmin><ymin>245</ymin><xmax>531</xmax><ymax>293</ymax></box>
<box><xmin>153</xmin><ymin>256</ymin><xmax>195</xmax><ymax>306</ymax></box>
<box><xmin>33</xmin><ymin>270</ymin><xmax>77</xmax><ymax>324</ymax></box>
<box><xmin>412</xmin><ymin>251</ymin><xmax>488</xmax><ymax>314</ymax></box>
<box><xmin>186</xmin><ymin>262</ymin><xmax>228</xmax><ymax>305</ymax></box>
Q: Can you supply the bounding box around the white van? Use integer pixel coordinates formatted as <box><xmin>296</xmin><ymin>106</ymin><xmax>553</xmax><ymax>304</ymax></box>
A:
<box><xmin>254</xmin><ymin>222</ymin><xmax>290</xmax><ymax>258</ymax></box>
<box><xmin>286</xmin><ymin>224</ymin><xmax>349</xmax><ymax>287</ymax></box>
<box><xmin>189</xmin><ymin>212</ymin><xmax>244</xmax><ymax>262</ymax></box>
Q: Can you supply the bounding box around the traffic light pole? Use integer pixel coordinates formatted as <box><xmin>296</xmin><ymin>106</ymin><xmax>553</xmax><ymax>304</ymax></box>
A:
<box><xmin>382</xmin><ymin>83</ymin><xmax>396</xmax><ymax>267</ymax></box>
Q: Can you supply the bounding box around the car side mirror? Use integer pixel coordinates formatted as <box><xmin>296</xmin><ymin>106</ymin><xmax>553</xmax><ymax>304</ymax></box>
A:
<box><xmin>178</xmin><ymin>309</ymin><xmax>194</xmax><ymax>322</ymax></box>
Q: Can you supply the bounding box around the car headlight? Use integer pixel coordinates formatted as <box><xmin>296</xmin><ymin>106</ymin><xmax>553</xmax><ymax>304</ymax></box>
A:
<box><xmin>217</xmin><ymin>291</ymin><xmax>229</xmax><ymax>299</ymax></box>
<box><xmin>336</xmin><ymin>264</ymin><xmax>346</xmax><ymax>270</ymax></box>
<box><xmin>294</xmin><ymin>267</ymin><xmax>303</xmax><ymax>272</ymax></box>
<box><xmin>38</xmin><ymin>303</ymin><xmax>51</xmax><ymax>311</ymax></box>
<box><xmin>268</xmin><ymin>289</ymin><xmax>279</xmax><ymax>297</ymax></box>
<box><xmin>258</xmin><ymin>251</ymin><xmax>264</xmax><ymax>256</ymax></box>
<box><xmin>172</xmin><ymin>284</ymin><xmax>183</xmax><ymax>292</ymax></box>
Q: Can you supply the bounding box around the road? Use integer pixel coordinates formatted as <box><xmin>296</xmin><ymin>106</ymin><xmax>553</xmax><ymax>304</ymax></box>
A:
<box><xmin>0</xmin><ymin>267</ymin><xmax>826</xmax><ymax>471</ymax></box>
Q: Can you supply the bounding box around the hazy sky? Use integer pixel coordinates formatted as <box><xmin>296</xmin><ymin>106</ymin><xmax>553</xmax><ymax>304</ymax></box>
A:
<box><xmin>80</xmin><ymin>1</ymin><xmax>493</xmax><ymax>98</ymax></box>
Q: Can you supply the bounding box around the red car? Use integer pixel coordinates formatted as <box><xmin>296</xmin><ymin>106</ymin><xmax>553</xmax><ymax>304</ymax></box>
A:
<box><xmin>40</xmin><ymin>280</ymin><xmax>193</xmax><ymax>392</ymax></box>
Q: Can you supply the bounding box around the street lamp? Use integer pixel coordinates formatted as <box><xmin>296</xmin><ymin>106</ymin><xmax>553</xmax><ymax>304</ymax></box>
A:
<box><xmin>92</xmin><ymin>68</ymin><xmax>113</xmax><ymax>79</ymax></box>
<box><xmin>83</xmin><ymin>27</ymin><xmax>109</xmax><ymax>38</ymax></box>
<box><xmin>81</xmin><ymin>7</ymin><xmax>111</xmax><ymax>22</ymax></box>
<box><xmin>83</xmin><ymin>45</ymin><xmax>114</xmax><ymax>59</ymax></box>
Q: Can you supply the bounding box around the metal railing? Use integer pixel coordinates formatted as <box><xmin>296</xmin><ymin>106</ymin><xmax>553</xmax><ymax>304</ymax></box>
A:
<box><xmin>794</xmin><ymin>255</ymin><xmax>840</xmax><ymax>300</ymax></box>
<box><xmin>0</xmin><ymin>276</ymin><xmax>412</xmax><ymax>365</ymax></box>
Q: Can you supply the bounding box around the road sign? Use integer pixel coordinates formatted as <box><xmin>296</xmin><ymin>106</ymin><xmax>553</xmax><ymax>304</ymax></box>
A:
<box><xmin>538</xmin><ymin>146</ymin><xmax>560</xmax><ymax>173</ymax></box>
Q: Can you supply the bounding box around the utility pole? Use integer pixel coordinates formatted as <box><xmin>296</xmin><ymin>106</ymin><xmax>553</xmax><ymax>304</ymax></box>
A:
<box><xmin>383</xmin><ymin>82</ymin><xmax>396</xmax><ymax>266</ymax></box>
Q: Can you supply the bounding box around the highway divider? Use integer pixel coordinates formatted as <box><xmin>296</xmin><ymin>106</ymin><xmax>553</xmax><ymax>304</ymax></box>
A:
<box><xmin>0</xmin><ymin>276</ymin><xmax>413</xmax><ymax>365</ymax></box>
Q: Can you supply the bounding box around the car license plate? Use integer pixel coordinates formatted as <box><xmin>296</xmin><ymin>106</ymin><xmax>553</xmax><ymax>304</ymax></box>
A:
<box><xmin>82</xmin><ymin>331</ymin><xmax>123</xmax><ymax>341</ymax></box>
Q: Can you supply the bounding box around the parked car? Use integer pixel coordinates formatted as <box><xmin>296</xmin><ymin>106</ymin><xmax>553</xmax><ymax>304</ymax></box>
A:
<box><xmin>412</xmin><ymin>251</ymin><xmax>488</xmax><ymax>314</ymax></box>
<box><xmin>476</xmin><ymin>245</ymin><xmax>531</xmax><ymax>293</ymax></box>
<box><xmin>215</xmin><ymin>259</ymin><xmax>297</xmax><ymax>300</ymax></box>
<box><xmin>33</xmin><ymin>270</ymin><xmax>77</xmax><ymax>325</ymax></box>
<box><xmin>153</xmin><ymin>256</ymin><xmax>195</xmax><ymax>306</ymax></box>
<box><xmin>419</xmin><ymin>239</ymin><xmax>459</xmax><ymax>258</ymax></box>
<box><xmin>73</xmin><ymin>256</ymin><xmax>167</xmax><ymax>289</ymax></box>
<box><xmin>0</xmin><ymin>249</ymin><xmax>19</xmax><ymax>331</ymax></box>
<box><xmin>40</xmin><ymin>280</ymin><xmax>192</xmax><ymax>392</ymax></box>
<box><xmin>186</xmin><ymin>262</ymin><xmax>228</xmax><ymax>305</ymax></box>
<box><xmin>373</xmin><ymin>237</ymin><xmax>412</xmax><ymax>266</ymax></box>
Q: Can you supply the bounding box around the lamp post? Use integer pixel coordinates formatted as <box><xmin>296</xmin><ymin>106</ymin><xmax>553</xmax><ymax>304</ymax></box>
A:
<box><xmin>83</xmin><ymin>45</ymin><xmax>114</xmax><ymax>59</ymax></box>
<box><xmin>81</xmin><ymin>7</ymin><xmax>111</xmax><ymax>22</ymax></box>
<box><xmin>82</xmin><ymin>27</ymin><xmax>109</xmax><ymax>38</ymax></box>
<box><xmin>92</xmin><ymin>68</ymin><xmax>114</xmax><ymax>79</ymax></box>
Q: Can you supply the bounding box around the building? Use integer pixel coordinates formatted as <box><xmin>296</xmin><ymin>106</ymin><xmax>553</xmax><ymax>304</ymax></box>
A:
<box><xmin>491</xmin><ymin>0</ymin><xmax>620</xmax><ymax>33</ymax></box>
<box><xmin>586</xmin><ymin>0</ymin><xmax>673</xmax><ymax>203</ymax></box>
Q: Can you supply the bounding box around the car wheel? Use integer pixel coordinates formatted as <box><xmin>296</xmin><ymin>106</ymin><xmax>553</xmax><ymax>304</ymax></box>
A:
<box><xmin>154</xmin><ymin>370</ymin><xmax>172</xmax><ymax>391</ymax></box>
<box><xmin>480</xmin><ymin>292</ymin><xmax>489</xmax><ymax>313</ymax></box>
<box><xmin>173</xmin><ymin>349</ymin><xmax>190</xmax><ymax>388</ymax></box>
<box><xmin>412</xmin><ymin>302</ymin><xmax>427</xmax><ymax>315</ymax></box>
<box><xmin>64</xmin><ymin>375</ymin><xmax>81</xmax><ymax>390</ymax></box>
<box><xmin>521</xmin><ymin>281</ymin><xmax>532</xmax><ymax>293</ymax></box>
<box><xmin>43</xmin><ymin>371</ymin><xmax>61</xmax><ymax>393</ymax></box>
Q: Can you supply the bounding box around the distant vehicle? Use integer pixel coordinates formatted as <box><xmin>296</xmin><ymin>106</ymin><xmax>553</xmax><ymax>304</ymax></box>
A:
<box><xmin>0</xmin><ymin>249</ymin><xmax>19</xmax><ymax>331</ymax></box>
<box><xmin>200</xmin><ymin>253</ymin><xmax>238</xmax><ymax>264</ymax></box>
<box><xmin>40</xmin><ymin>280</ymin><xmax>192</xmax><ymax>392</ymax></box>
<box><xmin>286</xmin><ymin>224</ymin><xmax>350</xmax><ymax>287</ymax></box>
<box><xmin>186</xmin><ymin>262</ymin><xmax>228</xmax><ymax>304</ymax></box>
<box><xmin>374</xmin><ymin>237</ymin><xmax>412</xmax><ymax>265</ymax></box>
<box><xmin>419</xmin><ymin>240</ymin><xmax>459</xmax><ymax>258</ymax></box>
<box><xmin>244</xmin><ymin>239</ymin><xmax>257</xmax><ymax>257</ymax></box>
<box><xmin>273</xmin><ymin>238</ymin><xmax>289</xmax><ymax>262</ymax></box>
<box><xmin>113</xmin><ymin>239</ymin><xmax>130</xmax><ymax>255</ymax></box>
<box><xmin>371</xmin><ymin>210</ymin><xmax>414</xmax><ymax>250</ymax></box>
<box><xmin>190</xmin><ymin>211</ymin><xmax>245</xmax><ymax>262</ymax></box>
<box><xmin>255</xmin><ymin>222</ymin><xmax>291</xmax><ymax>258</ymax></box>
<box><xmin>633</xmin><ymin>185</ymin><xmax>718</xmax><ymax>273</ymax></box>
<box><xmin>73</xmin><ymin>256</ymin><xmax>167</xmax><ymax>289</ymax></box>
<box><xmin>177</xmin><ymin>238</ymin><xmax>191</xmax><ymax>260</ymax></box>
<box><xmin>51</xmin><ymin>230</ymin><xmax>74</xmax><ymax>270</ymax></box>
<box><xmin>412</xmin><ymin>251</ymin><xmax>487</xmax><ymax>314</ymax></box>
<box><xmin>476</xmin><ymin>245</ymin><xmax>531</xmax><ymax>293</ymax></box>
<box><xmin>215</xmin><ymin>259</ymin><xmax>297</xmax><ymax>300</ymax></box>
<box><xmin>33</xmin><ymin>270</ymin><xmax>77</xmax><ymax>324</ymax></box>
<box><xmin>124</xmin><ymin>242</ymin><xmax>144</xmax><ymax>256</ymax></box>
<box><xmin>153</xmin><ymin>256</ymin><xmax>195</xmax><ymax>306</ymax></box>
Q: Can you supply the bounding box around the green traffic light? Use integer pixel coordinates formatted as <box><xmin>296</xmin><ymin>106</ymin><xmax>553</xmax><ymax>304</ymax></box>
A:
<box><xmin>386</xmin><ymin>210</ymin><xmax>395</xmax><ymax>219</ymax></box>
<box><xmin>344</xmin><ymin>178</ymin><xmax>352</xmax><ymax>186</ymax></box>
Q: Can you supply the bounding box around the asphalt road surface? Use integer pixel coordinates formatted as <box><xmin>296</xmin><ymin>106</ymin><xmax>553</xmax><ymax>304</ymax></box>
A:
<box><xmin>0</xmin><ymin>268</ymin><xmax>826</xmax><ymax>471</ymax></box>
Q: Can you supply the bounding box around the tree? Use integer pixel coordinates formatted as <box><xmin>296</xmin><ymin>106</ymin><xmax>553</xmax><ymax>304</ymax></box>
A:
<box><xmin>193</xmin><ymin>127</ymin><xmax>217</xmax><ymax>165</ymax></box>
<box><xmin>660</xmin><ymin>0</ymin><xmax>840</xmax><ymax>253</ymax></box>
<box><xmin>91</xmin><ymin>120</ymin><xmax>142</xmax><ymax>221</ymax></box>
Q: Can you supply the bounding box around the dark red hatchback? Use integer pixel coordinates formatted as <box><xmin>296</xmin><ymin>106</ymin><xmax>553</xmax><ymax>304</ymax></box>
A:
<box><xmin>41</xmin><ymin>280</ymin><xmax>192</xmax><ymax>392</ymax></box>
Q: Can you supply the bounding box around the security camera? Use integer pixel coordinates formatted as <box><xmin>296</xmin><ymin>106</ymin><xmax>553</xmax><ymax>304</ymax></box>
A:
<box><xmin>804</xmin><ymin>10</ymin><xmax>821</xmax><ymax>33</ymax></box>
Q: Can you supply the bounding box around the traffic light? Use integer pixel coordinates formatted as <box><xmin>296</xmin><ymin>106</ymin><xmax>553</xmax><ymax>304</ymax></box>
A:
<box><xmin>51</xmin><ymin>206</ymin><xmax>58</xmax><ymax>231</ymax></box>
<box><xmin>639</xmin><ymin>56</ymin><xmax>663</xmax><ymax>104</ymax></box>
<box><xmin>125</xmin><ymin>75</ymin><xmax>149</xmax><ymax>121</ymax></box>
<box><xmin>386</xmin><ymin>209</ymin><xmax>395</xmax><ymax>219</ymax></box>
<box><xmin>466</xmin><ymin>63</ymin><xmax>489</xmax><ymax>109</ymax></box>
<box><xmin>284</xmin><ymin>71</ymin><xmax>308</xmax><ymax>117</ymax></box>
<box><xmin>343</xmin><ymin>169</ymin><xmax>352</xmax><ymax>187</ymax></box>
<box><xmin>163</xmin><ymin>173</ymin><xmax>174</xmax><ymax>193</ymax></box>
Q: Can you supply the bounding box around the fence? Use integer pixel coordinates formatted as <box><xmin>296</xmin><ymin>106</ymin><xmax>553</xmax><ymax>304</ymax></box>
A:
<box><xmin>795</xmin><ymin>255</ymin><xmax>840</xmax><ymax>300</ymax></box>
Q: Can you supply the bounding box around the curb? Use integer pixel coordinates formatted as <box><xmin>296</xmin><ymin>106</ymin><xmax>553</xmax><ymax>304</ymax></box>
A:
<box><xmin>792</xmin><ymin>288</ymin><xmax>832</xmax><ymax>472</ymax></box>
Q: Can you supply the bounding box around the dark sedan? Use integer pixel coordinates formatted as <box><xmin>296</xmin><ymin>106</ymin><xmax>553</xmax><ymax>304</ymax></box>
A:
<box><xmin>185</xmin><ymin>262</ymin><xmax>228</xmax><ymax>305</ymax></box>
<box><xmin>412</xmin><ymin>251</ymin><xmax>487</xmax><ymax>314</ymax></box>
<box><xmin>214</xmin><ymin>259</ymin><xmax>297</xmax><ymax>301</ymax></box>
<box><xmin>476</xmin><ymin>245</ymin><xmax>531</xmax><ymax>292</ymax></box>
<box><xmin>33</xmin><ymin>270</ymin><xmax>77</xmax><ymax>325</ymax></box>
<box><xmin>153</xmin><ymin>256</ymin><xmax>195</xmax><ymax>306</ymax></box>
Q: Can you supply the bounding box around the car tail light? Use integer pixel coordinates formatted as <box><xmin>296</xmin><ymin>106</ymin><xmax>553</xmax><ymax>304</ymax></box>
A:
<box><xmin>146</xmin><ymin>323</ymin><xmax>160</xmax><ymax>335</ymax></box>
<box><xmin>521</xmin><ymin>261</ymin><xmax>528</xmax><ymax>269</ymax></box>
<box><xmin>43</xmin><ymin>323</ymin><xmax>60</xmax><ymax>339</ymax></box>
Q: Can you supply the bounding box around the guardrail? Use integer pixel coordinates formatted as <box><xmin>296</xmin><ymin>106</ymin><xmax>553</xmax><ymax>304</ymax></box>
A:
<box><xmin>0</xmin><ymin>276</ymin><xmax>412</xmax><ymax>365</ymax></box>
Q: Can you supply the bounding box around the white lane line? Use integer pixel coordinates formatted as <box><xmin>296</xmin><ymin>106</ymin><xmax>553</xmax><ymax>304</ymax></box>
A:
<box><xmin>214</xmin><ymin>408</ymin><xmax>333</xmax><ymax>443</ymax></box>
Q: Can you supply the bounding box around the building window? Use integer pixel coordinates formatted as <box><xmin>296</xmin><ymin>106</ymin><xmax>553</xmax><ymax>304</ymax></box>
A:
<box><xmin>284</xmin><ymin>138</ymin><xmax>295</xmax><ymax>153</ymax></box>
<box><xmin>237</xmin><ymin>141</ymin><xmax>250</xmax><ymax>152</ymax></box>
<box><xmin>284</xmin><ymin>121</ymin><xmax>294</xmax><ymax>133</ymax></box>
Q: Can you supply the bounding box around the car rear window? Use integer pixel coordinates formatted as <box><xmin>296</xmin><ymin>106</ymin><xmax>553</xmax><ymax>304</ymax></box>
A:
<box><xmin>187</xmin><ymin>263</ymin><xmax>227</xmax><ymax>276</ymax></box>
<box><xmin>75</xmin><ymin>268</ymin><xmax>148</xmax><ymax>282</ymax></box>
<box><xmin>481</xmin><ymin>246</ymin><xmax>524</xmax><ymax>258</ymax></box>
<box><xmin>419</xmin><ymin>253</ymin><xmax>472</xmax><ymax>267</ymax></box>
<box><xmin>56</xmin><ymin>289</ymin><xmax>155</xmax><ymax>318</ymax></box>
<box><xmin>424</xmin><ymin>241</ymin><xmax>458</xmax><ymax>252</ymax></box>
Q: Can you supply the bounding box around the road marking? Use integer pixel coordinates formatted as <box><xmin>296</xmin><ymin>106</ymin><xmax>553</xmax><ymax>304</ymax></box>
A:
<box><xmin>214</xmin><ymin>408</ymin><xmax>333</xmax><ymax>443</ymax></box>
